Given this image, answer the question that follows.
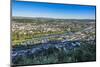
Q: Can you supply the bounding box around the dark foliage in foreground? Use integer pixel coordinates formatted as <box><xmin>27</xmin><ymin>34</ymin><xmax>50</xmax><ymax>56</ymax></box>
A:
<box><xmin>12</xmin><ymin>40</ymin><xmax>96</xmax><ymax>65</ymax></box>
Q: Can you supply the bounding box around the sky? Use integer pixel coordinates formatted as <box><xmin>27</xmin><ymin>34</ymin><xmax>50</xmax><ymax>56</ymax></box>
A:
<box><xmin>12</xmin><ymin>0</ymin><xmax>96</xmax><ymax>19</ymax></box>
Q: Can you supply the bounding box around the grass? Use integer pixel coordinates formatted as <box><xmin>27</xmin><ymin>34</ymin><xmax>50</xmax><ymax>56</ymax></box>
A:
<box><xmin>12</xmin><ymin>31</ymin><xmax>65</xmax><ymax>45</ymax></box>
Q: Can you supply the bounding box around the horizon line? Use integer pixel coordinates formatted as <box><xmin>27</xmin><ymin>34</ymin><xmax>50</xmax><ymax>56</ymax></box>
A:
<box><xmin>12</xmin><ymin>16</ymin><xmax>96</xmax><ymax>20</ymax></box>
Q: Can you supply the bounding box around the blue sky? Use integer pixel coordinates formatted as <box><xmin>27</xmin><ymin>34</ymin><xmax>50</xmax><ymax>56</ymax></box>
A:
<box><xmin>12</xmin><ymin>0</ymin><xmax>96</xmax><ymax>19</ymax></box>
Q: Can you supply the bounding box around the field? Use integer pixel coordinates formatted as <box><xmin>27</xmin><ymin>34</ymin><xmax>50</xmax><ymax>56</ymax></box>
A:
<box><xmin>11</xmin><ymin>17</ymin><xmax>96</xmax><ymax>65</ymax></box>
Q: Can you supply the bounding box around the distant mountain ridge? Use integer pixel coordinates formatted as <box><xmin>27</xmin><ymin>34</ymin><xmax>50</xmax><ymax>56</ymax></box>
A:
<box><xmin>12</xmin><ymin>16</ymin><xmax>96</xmax><ymax>23</ymax></box>
<box><xmin>12</xmin><ymin>16</ymin><xmax>95</xmax><ymax>20</ymax></box>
